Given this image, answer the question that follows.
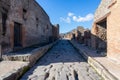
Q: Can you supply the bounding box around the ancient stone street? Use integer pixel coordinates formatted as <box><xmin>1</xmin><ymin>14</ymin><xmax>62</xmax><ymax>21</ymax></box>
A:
<box><xmin>20</xmin><ymin>40</ymin><xmax>103</xmax><ymax>80</ymax></box>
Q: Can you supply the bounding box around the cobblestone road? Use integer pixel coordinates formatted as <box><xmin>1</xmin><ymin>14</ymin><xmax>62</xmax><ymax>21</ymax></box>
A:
<box><xmin>21</xmin><ymin>40</ymin><xmax>103</xmax><ymax>80</ymax></box>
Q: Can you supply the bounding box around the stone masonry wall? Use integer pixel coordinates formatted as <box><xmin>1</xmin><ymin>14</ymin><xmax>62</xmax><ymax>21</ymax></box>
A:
<box><xmin>91</xmin><ymin>0</ymin><xmax>111</xmax><ymax>51</ymax></box>
<box><xmin>96</xmin><ymin>21</ymin><xmax>107</xmax><ymax>51</ymax></box>
<box><xmin>52</xmin><ymin>24</ymin><xmax>59</xmax><ymax>41</ymax></box>
<box><xmin>0</xmin><ymin>0</ymin><xmax>53</xmax><ymax>54</ymax></box>
<box><xmin>94</xmin><ymin>0</ymin><xmax>112</xmax><ymax>22</ymax></box>
<box><xmin>0</xmin><ymin>0</ymin><xmax>11</xmax><ymax>53</ymax></box>
<box><xmin>107</xmin><ymin>0</ymin><xmax>120</xmax><ymax>61</ymax></box>
<box><xmin>63</xmin><ymin>26</ymin><xmax>91</xmax><ymax>46</ymax></box>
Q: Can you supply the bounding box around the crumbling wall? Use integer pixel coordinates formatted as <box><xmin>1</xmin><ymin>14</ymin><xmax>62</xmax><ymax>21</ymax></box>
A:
<box><xmin>52</xmin><ymin>24</ymin><xmax>59</xmax><ymax>42</ymax></box>
<box><xmin>91</xmin><ymin>0</ymin><xmax>111</xmax><ymax>52</ymax></box>
<box><xmin>84</xmin><ymin>29</ymin><xmax>91</xmax><ymax>46</ymax></box>
<box><xmin>63</xmin><ymin>26</ymin><xmax>91</xmax><ymax>46</ymax></box>
<box><xmin>0</xmin><ymin>0</ymin><xmax>11</xmax><ymax>53</ymax></box>
<box><xmin>94</xmin><ymin>0</ymin><xmax>112</xmax><ymax>21</ymax></box>
<box><xmin>0</xmin><ymin>0</ymin><xmax>53</xmax><ymax>54</ymax></box>
<box><xmin>96</xmin><ymin>20</ymin><xmax>107</xmax><ymax>51</ymax></box>
<box><xmin>76</xmin><ymin>26</ymin><xmax>85</xmax><ymax>44</ymax></box>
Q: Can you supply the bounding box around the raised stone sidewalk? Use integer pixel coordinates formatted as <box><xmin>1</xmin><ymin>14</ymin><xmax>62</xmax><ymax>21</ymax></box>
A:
<box><xmin>0</xmin><ymin>41</ymin><xmax>58</xmax><ymax>80</ymax></box>
<box><xmin>0</xmin><ymin>61</ymin><xmax>29</xmax><ymax>80</ymax></box>
<box><xmin>70</xmin><ymin>40</ymin><xmax>120</xmax><ymax>80</ymax></box>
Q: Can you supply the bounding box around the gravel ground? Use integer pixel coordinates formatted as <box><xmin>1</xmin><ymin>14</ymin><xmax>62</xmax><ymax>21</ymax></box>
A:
<box><xmin>21</xmin><ymin>40</ymin><xmax>103</xmax><ymax>80</ymax></box>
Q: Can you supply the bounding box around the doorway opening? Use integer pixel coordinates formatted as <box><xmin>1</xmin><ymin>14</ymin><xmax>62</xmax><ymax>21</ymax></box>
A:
<box><xmin>96</xmin><ymin>18</ymin><xmax>107</xmax><ymax>54</ymax></box>
<box><xmin>14</xmin><ymin>22</ymin><xmax>22</xmax><ymax>48</ymax></box>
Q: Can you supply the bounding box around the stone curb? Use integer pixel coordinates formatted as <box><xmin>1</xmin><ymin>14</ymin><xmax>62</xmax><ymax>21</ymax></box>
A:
<box><xmin>29</xmin><ymin>40</ymin><xmax>58</xmax><ymax>67</ymax></box>
<box><xmin>69</xmin><ymin>40</ymin><xmax>118</xmax><ymax>80</ymax></box>
<box><xmin>0</xmin><ymin>40</ymin><xmax>58</xmax><ymax>80</ymax></box>
<box><xmin>2</xmin><ymin>40</ymin><xmax>58</xmax><ymax>66</ymax></box>
<box><xmin>0</xmin><ymin>62</ymin><xmax>29</xmax><ymax>80</ymax></box>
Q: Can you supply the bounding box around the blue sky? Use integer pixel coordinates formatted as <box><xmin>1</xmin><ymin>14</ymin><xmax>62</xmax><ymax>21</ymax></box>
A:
<box><xmin>36</xmin><ymin>0</ymin><xmax>101</xmax><ymax>33</ymax></box>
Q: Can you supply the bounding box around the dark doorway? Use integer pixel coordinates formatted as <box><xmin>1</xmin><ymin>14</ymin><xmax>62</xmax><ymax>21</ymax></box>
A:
<box><xmin>14</xmin><ymin>22</ymin><xmax>22</xmax><ymax>47</ymax></box>
<box><xmin>96</xmin><ymin>18</ymin><xmax>107</xmax><ymax>54</ymax></box>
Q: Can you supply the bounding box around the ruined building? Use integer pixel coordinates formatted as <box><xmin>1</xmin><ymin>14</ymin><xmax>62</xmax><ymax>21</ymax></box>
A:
<box><xmin>0</xmin><ymin>0</ymin><xmax>59</xmax><ymax>54</ymax></box>
<box><xmin>63</xmin><ymin>26</ymin><xmax>91</xmax><ymax>46</ymax></box>
<box><xmin>91</xmin><ymin>0</ymin><xmax>120</xmax><ymax>61</ymax></box>
<box><xmin>52</xmin><ymin>24</ymin><xmax>59</xmax><ymax>41</ymax></box>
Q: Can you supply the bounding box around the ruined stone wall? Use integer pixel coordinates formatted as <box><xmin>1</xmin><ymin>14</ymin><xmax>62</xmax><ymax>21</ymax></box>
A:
<box><xmin>92</xmin><ymin>0</ymin><xmax>120</xmax><ymax>60</ymax></box>
<box><xmin>96</xmin><ymin>21</ymin><xmax>107</xmax><ymax>51</ymax></box>
<box><xmin>91</xmin><ymin>23</ymin><xmax>98</xmax><ymax>49</ymax></box>
<box><xmin>63</xmin><ymin>32</ymin><xmax>73</xmax><ymax>40</ymax></box>
<box><xmin>94</xmin><ymin>0</ymin><xmax>112</xmax><ymax>21</ymax></box>
<box><xmin>91</xmin><ymin>0</ymin><xmax>111</xmax><ymax>51</ymax></box>
<box><xmin>76</xmin><ymin>26</ymin><xmax>85</xmax><ymax>44</ymax></box>
<box><xmin>52</xmin><ymin>24</ymin><xmax>59</xmax><ymax>41</ymax></box>
<box><xmin>0</xmin><ymin>0</ymin><xmax>53</xmax><ymax>53</ymax></box>
<box><xmin>107</xmin><ymin>0</ymin><xmax>120</xmax><ymax>61</ymax></box>
<box><xmin>84</xmin><ymin>30</ymin><xmax>91</xmax><ymax>46</ymax></box>
<box><xmin>77</xmin><ymin>26</ymin><xmax>85</xmax><ymax>35</ymax></box>
<box><xmin>10</xmin><ymin>0</ymin><xmax>52</xmax><ymax>46</ymax></box>
<box><xmin>63</xmin><ymin>27</ymin><xmax>91</xmax><ymax>45</ymax></box>
<box><xmin>0</xmin><ymin>0</ymin><xmax>11</xmax><ymax>53</ymax></box>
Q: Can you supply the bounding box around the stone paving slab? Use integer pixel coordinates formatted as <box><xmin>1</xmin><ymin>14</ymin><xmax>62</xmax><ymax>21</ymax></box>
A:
<box><xmin>0</xmin><ymin>61</ymin><xmax>29</xmax><ymax>80</ymax></box>
<box><xmin>21</xmin><ymin>40</ymin><xmax>103</xmax><ymax>80</ymax></box>
<box><xmin>0</xmin><ymin>41</ymin><xmax>58</xmax><ymax>80</ymax></box>
<box><xmin>70</xmin><ymin>40</ymin><xmax>120</xmax><ymax>80</ymax></box>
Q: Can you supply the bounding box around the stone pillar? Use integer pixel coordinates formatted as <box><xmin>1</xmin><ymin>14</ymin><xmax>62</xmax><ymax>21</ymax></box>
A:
<box><xmin>22</xmin><ymin>25</ymin><xmax>26</xmax><ymax>47</ymax></box>
<box><xmin>9</xmin><ymin>22</ymin><xmax>14</xmax><ymax>49</ymax></box>
<box><xmin>91</xmin><ymin>23</ymin><xmax>98</xmax><ymax>49</ymax></box>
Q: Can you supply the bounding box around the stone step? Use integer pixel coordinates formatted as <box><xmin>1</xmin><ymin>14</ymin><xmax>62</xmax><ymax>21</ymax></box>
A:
<box><xmin>2</xmin><ymin>41</ymin><xmax>57</xmax><ymax>67</ymax></box>
<box><xmin>70</xmin><ymin>40</ymin><xmax>118</xmax><ymax>80</ymax></box>
<box><xmin>0</xmin><ymin>61</ymin><xmax>29</xmax><ymax>80</ymax></box>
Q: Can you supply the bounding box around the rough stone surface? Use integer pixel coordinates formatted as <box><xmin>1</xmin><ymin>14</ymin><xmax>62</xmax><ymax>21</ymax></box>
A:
<box><xmin>0</xmin><ymin>61</ymin><xmax>29</xmax><ymax>80</ymax></box>
<box><xmin>107</xmin><ymin>0</ymin><xmax>120</xmax><ymax>62</ymax></box>
<box><xmin>70</xmin><ymin>40</ymin><xmax>119</xmax><ymax>80</ymax></box>
<box><xmin>91</xmin><ymin>0</ymin><xmax>120</xmax><ymax>61</ymax></box>
<box><xmin>20</xmin><ymin>40</ymin><xmax>103</xmax><ymax>80</ymax></box>
<box><xmin>2</xmin><ymin>40</ymin><xmax>57</xmax><ymax>67</ymax></box>
<box><xmin>94</xmin><ymin>0</ymin><xmax>112</xmax><ymax>21</ymax></box>
<box><xmin>0</xmin><ymin>0</ymin><xmax>57</xmax><ymax>54</ymax></box>
<box><xmin>52</xmin><ymin>24</ymin><xmax>59</xmax><ymax>41</ymax></box>
<box><xmin>63</xmin><ymin>26</ymin><xmax>90</xmax><ymax>45</ymax></box>
<box><xmin>91</xmin><ymin>20</ymin><xmax>107</xmax><ymax>53</ymax></box>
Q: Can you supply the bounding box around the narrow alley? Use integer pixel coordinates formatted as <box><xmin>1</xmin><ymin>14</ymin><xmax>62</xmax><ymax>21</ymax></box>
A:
<box><xmin>21</xmin><ymin>40</ymin><xmax>103</xmax><ymax>80</ymax></box>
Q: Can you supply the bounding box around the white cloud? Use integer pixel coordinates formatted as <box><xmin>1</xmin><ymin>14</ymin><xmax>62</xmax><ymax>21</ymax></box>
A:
<box><xmin>60</xmin><ymin>13</ymin><xmax>93</xmax><ymax>23</ymax></box>
<box><xmin>72</xmin><ymin>13</ymin><xmax>94</xmax><ymax>22</ymax></box>
<box><xmin>68</xmin><ymin>12</ymin><xmax>74</xmax><ymax>17</ymax></box>
<box><xmin>60</xmin><ymin>17</ymin><xmax>71</xmax><ymax>23</ymax></box>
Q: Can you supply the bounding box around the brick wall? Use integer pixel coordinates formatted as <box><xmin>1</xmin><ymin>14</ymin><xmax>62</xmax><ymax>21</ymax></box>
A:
<box><xmin>0</xmin><ymin>0</ymin><xmax>53</xmax><ymax>54</ymax></box>
<box><xmin>107</xmin><ymin>0</ymin><xmax>120</xmax><ymax>61</ymax></box>
<box><xmin>94</xmin><ymin>0</ymin><xmax>112</xmax><ymax>21</ymax></box>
